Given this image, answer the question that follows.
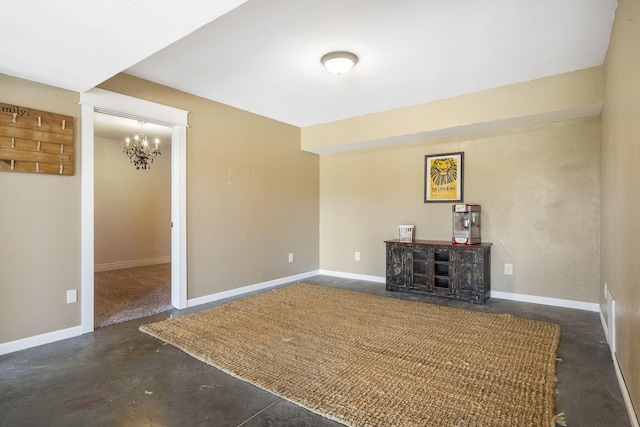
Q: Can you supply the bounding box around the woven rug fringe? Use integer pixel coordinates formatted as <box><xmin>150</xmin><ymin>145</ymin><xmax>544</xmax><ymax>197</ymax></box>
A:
<box><xmin>553</xmin><ymin>411</ymin><xmax>567</xmax><ymax>426</ymax></box>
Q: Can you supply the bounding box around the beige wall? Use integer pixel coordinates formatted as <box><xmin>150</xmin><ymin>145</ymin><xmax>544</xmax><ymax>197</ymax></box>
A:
<box><xmin>320</xmin><ymin>118</ymin><xmax>600</xmax><ymax>302</ymax></box>
<box><xmin>1</xmin><ymin>72</ymin><xmax>319</xmax><ymax>345</ymax></box>
<box><xmin>2</xmin><ymin>11</ymin><xmax>636</xmax><ymax>418</ymax></box>
<box><xmin>99</xmin><ymin>74</ymin><xmax>320</xmax><ymax>299</ymax></box>
<box><xmin>0</xmin><ymin>74</ymin><xmax>81</xmax><ymax>343</ymax></box>
<box><xmin>303</xmin><ymin>66</ymin><xmax>603</xmax><ymax>154</ymax></box>
<box><xmin>601</xmin><ymin>0</ymin><xmax>640</xmax><ymax>416</ymax></box>
<box><xmin>94</xmin><ymin>135</ymin><xmax>171</xmax><ymax>267</ymax></box>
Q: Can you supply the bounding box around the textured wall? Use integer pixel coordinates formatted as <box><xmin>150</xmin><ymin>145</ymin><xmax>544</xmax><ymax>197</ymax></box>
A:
<box><xmin>601</xmin><ymin>0</ymin><xmax>640</xmax><ymax>417</ymax></box>
<box><xmin>99</xmin><ymin>74</ymin><xmax>320</xmax><ymax>298</ymax></box>
<box><xmin>320</xmin><ymin>118</ymin><xmax>600</xmax><ymax>303</ymax></box>
<box><xmin>94</xmin><ymin>135</ymin><xmax>171</xmax><ymax>267</ymax></box>
<box><xmin>0</xmin><ymin>71</ymin><xmax>320</xmax><ymax>346</ymax></box>
<box><xmin>0</xmin><ymin>74</ymin><xmax>81</xmax><ymax>343</ymax></box>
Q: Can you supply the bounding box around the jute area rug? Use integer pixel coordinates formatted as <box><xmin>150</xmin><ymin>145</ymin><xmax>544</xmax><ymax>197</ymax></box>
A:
<box><xmin>140</xmin><ymin>283</ymin><xmax>561</xmax><ymax>427</ymax></box>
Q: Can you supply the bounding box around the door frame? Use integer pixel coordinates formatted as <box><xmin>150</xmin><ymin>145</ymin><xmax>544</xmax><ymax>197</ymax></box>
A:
<box><xmin>80</xmin><ymin>88</ymin><xmax>188</xmax><ymax>333</ymax></box>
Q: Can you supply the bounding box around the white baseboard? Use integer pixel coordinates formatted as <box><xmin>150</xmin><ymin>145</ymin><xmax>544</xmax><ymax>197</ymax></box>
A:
<box><xmin>490</xmin><ymin>290</ymin><xmax>599</xmax><ymax>312</ymax></box>
<box><xmin>600</xmin><ymin>305</ymin><xmax>636</xmax><ymax>427</ymax></box>
<box><xmin>0</xmin><ymin>326</ymin><xmax>82</xmax><ymax>356</ymax></box>
<box><xmin>186</xmin><ymin>271</ymin><xmax>599</xmax><ymax>314</ymax></box>
<box><xmin>317</xmin><ymin>272</ymin><xmax>599</xmax><ymax>312</ymax></box>
<box><xmin>315</xmin><ymin>272</ymin><xmax>599</xmax><ymax>312</ymax></box>
<box><xmin>186</xmin><ymin>270</ymin><xmax>321</xmax><ymax>308</ymax></box>
<box><xmin>599</xmin><ymin>306</ymin><xmax>609</xmax><ymax>343</ymax></box>
<box><xmin>94</xmin><ymin>256</ymin><xmax>171</xmax><ymax>272</ymax></box>
<box><xmin>0</xmin><ymin>272</ymin><xmax>602</xmax><ymax>358</ymax></box>
<box><xmin>318</xmin><ymin>270</ymin><xmax>386</xmax><ymax>283</ymax></box>
<box><xmin>613</xmin><ymin>352</ymin><xmax>640</xmax><ymax>427</ymax></box>
<box><xmin>0</xmin><ymin>270</ymin><xmax>320</xmax><ymax>355</ymax></box>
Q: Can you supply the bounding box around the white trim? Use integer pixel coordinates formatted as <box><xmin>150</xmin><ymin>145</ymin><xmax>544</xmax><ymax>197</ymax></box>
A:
<box><xmin>600</xmin><ymin>304</ymin><xmax>634</xmax><ymax>426</ymax></box>
<box><xmin>187</xmin><ymin>271</ymin><xmax>321</xmax><ymax>308</ymax></box>
<box><xmin>80</xmin><ymin>103</ymin><xmax>95</xmax><ymax>334</ymax></box>
<box><xmin>80</xmin><ymin>89</ymin><xmax>189</xmax><ymax>334</ymax></box>
<box><xmin>171</xmin><ymin>124</ymin><xmax>188</xmax><ymax>309</ymax></box>
<box><xmin>609</xmin><ymin>297</ymin><xmax>617</xmax><ymax>353</ymax></box>
<box><xmin>0</xmin><ymin>326</ymin><xmax>82</xmax><ymax>356</ymax></box>
<box><xmin>490</xmin><ymin>290</ymin><xmax>599</xmax><ymax>312</ymax></box>
<box><xmin>599</xmin><ymin>306</ymin><xmax>609</xmax><ymax>343</ymax></box>
<box><xmin>316</xmin><ymin>272</ymin><xmax>600</xmax><ymax>311</ymax></box>
<box><xmin>94</xmin><ymin>257</ymin><xmax>172</xmax><ymax>272</ymax></box>
<box><xmin>79</xmin><ymin>88</ymin><xmax>188</xmax><ymax>127</ymax></box>
<box><xmin>0</xmin><ymin>271</ymin><xmax>317</xmax><ymax>355</ymax></box>
<box><xmin>318</xmin><ymin>270</ymin><xmax>386</xmax><ymax>283</ymax></box>
<box><xmin>600</xmin><ymin>297</ymin><xmax>617</xmax><ymax>352</ymax></box>
<box><xmin>613</xmin><ymin>353</ymin><xmax>640</xmax><ymax>427</ymax></box>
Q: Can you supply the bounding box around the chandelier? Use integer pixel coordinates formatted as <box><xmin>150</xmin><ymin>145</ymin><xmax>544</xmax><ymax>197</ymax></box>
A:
<box><xmin>123</xmin><ymin>121</ymin><xmax>161</xmax><ymax>170</ymax></box>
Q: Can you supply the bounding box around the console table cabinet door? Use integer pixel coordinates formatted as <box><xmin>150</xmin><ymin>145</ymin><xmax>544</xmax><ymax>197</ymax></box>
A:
<box><xmin>386</xmin><ymin>243</ymin><xmax>406</xmax><ymax>289</ymax></box>
<box><xmin>450</xmin><ymin>250</ymin><xmax>480</xmax><ymax>302</ymax></box>
<box><xmin>408</xmin><ymin>247</ymin><xmax>432</xmax><ymax>291</ymax></box>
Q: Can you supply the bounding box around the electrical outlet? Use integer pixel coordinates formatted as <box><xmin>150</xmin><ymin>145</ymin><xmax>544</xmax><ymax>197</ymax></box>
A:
<box><xmin>355</xmin><ymin>252</ymin><xmax>361</xmax><ymax>261</ymax></box>
<box><xmin>288</xmin><ymin>253</ymin><xmax>294</xmax><ymax>263</ymax></box>
<box><xmin>604</xmin><ymin>282</ymin><xmax>608</xmax><ymax>298</ymax></box>
<box><xmin>66</xmin><ymin>289</ymin><xmax>77</xmax><ymax>304</ymax></box>
<box><xmin>504</xmin><ymin>264</ymin><xmax>513</xmax><ymax>275</ymax></box>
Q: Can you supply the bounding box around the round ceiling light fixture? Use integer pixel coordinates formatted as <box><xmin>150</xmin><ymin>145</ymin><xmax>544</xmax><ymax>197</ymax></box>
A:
<box><xmin>321</xmin><ymin>51</ymin><xmax>358</xmax><ymax>75</ymax></box>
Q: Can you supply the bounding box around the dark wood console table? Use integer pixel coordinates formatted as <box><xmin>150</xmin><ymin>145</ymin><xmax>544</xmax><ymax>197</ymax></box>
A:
<box><xmin>385</xmin><ymin>239</ymin><xmax>492</xmax><ymax>304</ymax></box>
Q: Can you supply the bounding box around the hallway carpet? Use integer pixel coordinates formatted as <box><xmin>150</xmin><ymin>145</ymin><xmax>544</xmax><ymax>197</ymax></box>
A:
<box><xmin>94</xmin><ymin>263</ymin><xmax>172</xmax><ymax>328</ymax></box>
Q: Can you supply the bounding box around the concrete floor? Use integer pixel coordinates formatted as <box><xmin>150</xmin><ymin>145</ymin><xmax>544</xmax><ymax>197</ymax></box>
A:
<box><xmin>0</xmin><ymin>275</ymin><xmax>632</xmax><ymax>427</ymax></box>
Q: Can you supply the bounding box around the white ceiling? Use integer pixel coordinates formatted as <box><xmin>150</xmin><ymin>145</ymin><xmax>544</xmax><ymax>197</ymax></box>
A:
<box><xmin>0</xmin><ymin>0</ymin><xmax>247</xmax><ymax>93</ymax></box>
<box><xmin>2</xmin><ymin>0</ymin><xmax>618</xmax><ymax>129</ymax></box>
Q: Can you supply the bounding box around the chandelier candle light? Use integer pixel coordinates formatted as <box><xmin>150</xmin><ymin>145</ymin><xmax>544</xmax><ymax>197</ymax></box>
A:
<box><xmin>123</xmin><ymin>121</ymin><xmax>161</xmax><ymax>170</ymax></box>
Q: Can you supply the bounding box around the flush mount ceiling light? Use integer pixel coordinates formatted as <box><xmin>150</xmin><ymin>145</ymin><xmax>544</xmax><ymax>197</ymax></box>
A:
<box><xmin>321</xmin><ymin>51</ymin><xmax>358</xmax><ymax>75</ymax></box>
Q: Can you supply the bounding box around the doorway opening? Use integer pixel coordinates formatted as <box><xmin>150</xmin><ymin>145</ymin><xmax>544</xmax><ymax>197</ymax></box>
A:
<box><xmin>93</xmin><ymin>114</ymin><xmax>172</xmax><ymax>327</ymax></box>
<box><xmin>80</xmin><ymin>89</ymin><xmax>188</xmax><ymax>334</ymax></box>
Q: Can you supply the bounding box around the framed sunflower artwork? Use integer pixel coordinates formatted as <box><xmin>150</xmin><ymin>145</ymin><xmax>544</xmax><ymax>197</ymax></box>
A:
<box><xmin>424</xmin><ymin>152</ymin><xmax>464</xmax><ymax>203</ymax></box>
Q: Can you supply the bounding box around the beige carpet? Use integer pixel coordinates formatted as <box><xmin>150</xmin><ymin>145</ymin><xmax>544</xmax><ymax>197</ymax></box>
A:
<box><xmin>95</xmin><ymin>264</ymin><xmax>172</xmax><ymax>328</ymax></box>
<box><xmin>140</xmin><ymin>283</ymin><xmax>562</xmax><ymax>427</ymax></box>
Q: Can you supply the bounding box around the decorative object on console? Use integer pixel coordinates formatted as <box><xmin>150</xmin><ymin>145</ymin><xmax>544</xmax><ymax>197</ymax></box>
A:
<box><xmin>424</xmin><ymin>151</ymin><xmax>463</xmax><ymax>202</ymax></box>
<box><xmin>385</xmin><ymin>239</ymin><xmax>491</xmax><ymax>304</ymax></box>
<box><xmin>452</xmin><ymin>204</ymin><xmax>481</xmax><ymax>245</ymax></box>
<box><xmin>398</xmin><ymin>225</ymin><xmax>415</xmax><ymax>242</ymax></box>
<box><xmin>123</xmin><ymin>121</ymin><xmax>161</xmax><ymax>170</ymax></box>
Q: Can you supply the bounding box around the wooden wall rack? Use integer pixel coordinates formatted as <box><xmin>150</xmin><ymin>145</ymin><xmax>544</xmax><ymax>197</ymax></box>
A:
<box><xmin>0</xmin><ymin>102</ymin><xmax>74</xmax><ymax>176</ymax></box>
